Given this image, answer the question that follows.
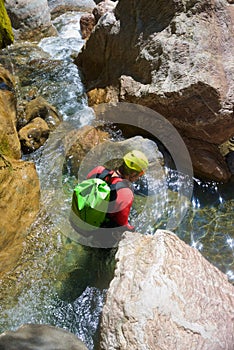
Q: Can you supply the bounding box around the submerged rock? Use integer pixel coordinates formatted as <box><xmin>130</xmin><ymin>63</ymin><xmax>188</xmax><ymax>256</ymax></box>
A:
<box><xmin>100</xmin><ymin>230</ymin><xmax>234</xmax><ymax>349</ymax></box>
<box><xmin>18</xmin><ymin>117</ymin><xmax>50</xmax><ymax>153</ymax></box>
<box><xmin>0</xmin><ymin>324</ymin><xmax>88</xmax><ymax>350</ymax></box>
<box><xmin>17</xmin><ymin>96</ymin><xmax>62</xmax><ymax>153</ymax></box>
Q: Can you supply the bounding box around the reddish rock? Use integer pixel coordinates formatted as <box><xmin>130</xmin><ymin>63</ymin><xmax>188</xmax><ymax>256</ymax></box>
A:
<box><xmin>80</xmin><ymin>13</ymin><xmax>96</xmax><ymax>40</ymax></box>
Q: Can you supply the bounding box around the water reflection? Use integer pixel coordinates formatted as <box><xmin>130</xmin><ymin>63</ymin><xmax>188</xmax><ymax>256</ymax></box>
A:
<box><xmin>176</xmin><ymin>178</ymin><xmax>234</xmax><ymax>283</ymax></box>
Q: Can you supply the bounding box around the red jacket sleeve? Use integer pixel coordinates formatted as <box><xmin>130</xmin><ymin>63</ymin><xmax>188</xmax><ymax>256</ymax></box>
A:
<box><xmin>108</xmin><ymin>187</ymin><xmax>135</xmax><ymax>230</ymax></box>
<box><xmin>86</xmin><ymin>166</ymin><xmax>105</xmax><ymax>179</ymax></box>
<box><xmin>86</xmin><ymin>167</ymin><xmax>135</xmax><ymax>231</ymax></box>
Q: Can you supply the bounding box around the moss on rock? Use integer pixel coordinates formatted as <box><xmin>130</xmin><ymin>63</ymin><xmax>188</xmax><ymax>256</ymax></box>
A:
<box><xmin>0</xmin><ymin>0</ymin><xmax>14</xmax><ymax>48</ymax></box>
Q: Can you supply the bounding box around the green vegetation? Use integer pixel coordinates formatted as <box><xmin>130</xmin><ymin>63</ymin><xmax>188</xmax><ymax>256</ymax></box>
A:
<box><xmin>0</xmin><ymin>0</ymin><xmax>14</xmax><ymax>48</ymax></box>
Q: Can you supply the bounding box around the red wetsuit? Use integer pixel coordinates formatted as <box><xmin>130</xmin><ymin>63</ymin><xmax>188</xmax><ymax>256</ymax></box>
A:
<box><xmin>87</xmin><ymin>166</ymin><xmax>135</xmax><ymax>231</ymax></box>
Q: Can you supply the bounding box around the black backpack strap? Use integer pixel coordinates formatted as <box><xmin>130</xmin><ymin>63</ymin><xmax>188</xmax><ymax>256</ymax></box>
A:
<box><xmin>109</xmin><ymin>180</ymin><xmax>132</xmax><ymax>201</ymax></box>
<box><xmin>98</xmin><ymin>168</ymin><xmax>113</xmax><ymax>180</ymax></box>
<box><xmin>89</xmin><ymin>168</ymin><xmax>112</xmax><ymax>181</ymax></box>
<box><xmin>89</xmin><ymin>168</ymin><xmax>132</xmax><ymax>201</ymax></box>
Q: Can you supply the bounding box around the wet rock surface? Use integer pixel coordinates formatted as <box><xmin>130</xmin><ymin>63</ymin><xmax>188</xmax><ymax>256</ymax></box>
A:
<box><xmin>0</xmin><ymin>324</ymin><xmax>88</xmax><ymax>350</ymax></box>
<box><xmin>64</xmin><ymin>124</ymin><xmax>110</xmax><ymax>176</ymax></box>
<box><xmin>0</xmin><ymin>66</ymin><xmax>56</xmax><ymax>278</ymax></box>
<box><xmin>18</xmin><ymin>117</ymin><xmax>50</xmax><ymax>153</ymax></box>
<box><xmin>100</xmin><ymin>230</ymin><xmax>234</xmax><ymax>350</ymax></box>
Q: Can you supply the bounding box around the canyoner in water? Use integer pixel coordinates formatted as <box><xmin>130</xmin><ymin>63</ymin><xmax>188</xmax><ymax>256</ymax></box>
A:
<box><xmin>70</xmin><ymin>150</ymin><xmax>149</xmax><ymax>245</ymax></box>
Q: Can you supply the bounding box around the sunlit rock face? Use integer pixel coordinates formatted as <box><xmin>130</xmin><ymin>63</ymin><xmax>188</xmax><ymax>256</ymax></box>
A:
<box><xmin>0</xmin><ymin>65</ymin><xmax>20</xmax><ymax>158</ymax></box>
<box><xmin>76</xmin><ymin>0</ymin><xmax>234</xmax><ymax>182</ymax></box>
<box><xmin>0</xmin><ymin>324</ymin><xmax>88</xmax><ymax>350</ymax></box>
<box><xmin>48</xmin><ymin>0</ymin><xmax>97</xmax><ymax>19</ymax></box>
<box><xmin>0</xmin><ymin>66</ymin><xmax>40</xmax><ymax>278</ymax></box>
<box><xmin>0</xmin><ymin>157</ymin><xmax>40</xmax><ymax>278</ymax></box>
<box><xmin>100</xmin><ymin>230</ymin><xmax>234</xmax><ymax>350</ymax></box>
<box><xmin>5</xmin><ymin>0</ymin><xmax>57</xmax><ymax>41</ymax></box>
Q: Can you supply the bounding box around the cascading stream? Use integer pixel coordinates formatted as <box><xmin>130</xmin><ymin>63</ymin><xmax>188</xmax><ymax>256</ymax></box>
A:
<box><xmin>0</xmin><ymin>10</ymin><xmax>233</xmax><ymax>350</ymax></box>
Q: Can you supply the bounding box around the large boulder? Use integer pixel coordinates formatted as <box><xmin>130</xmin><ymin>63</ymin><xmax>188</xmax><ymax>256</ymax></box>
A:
<box><xmin>0</xmin><ymin>324</ymin><xmax>88</xmax><ymax>350</ymax></box>
<box><xmin>0</xmin><ymin>65</ymin><xmax>20</xmax><ymax>159</ymax></box>
<box><xmin>48</xmin><ymin>0</ymin><xmax>97</xmax><ymax>19</ymax></box>
<box><xmin>100</xmin><ymin>230</ymin><xmax>234</xmax><ymax>349</ymax></box>
<box><xmin>76</xmin><ymin>0</ymin><xmax>234</xmax><ymax>182</ymax></box>
<box><xmin>0</xmin><ymin>156</ymin><xmax>40</xmax><ymax>278</ymax></box>
<box><xmin>64</xmin><ymin>124</ymin><xmax>110</xmax><ymax>176</ymax></box>
<box><xmin>5</xmin><ymin>0</ymin><xmax>57</xmax><ymax>41</ymax></box>
<box><xmin>0</xmin><ymin>65</ymin><xmax>40</xmax><ymax>278</ymax></box>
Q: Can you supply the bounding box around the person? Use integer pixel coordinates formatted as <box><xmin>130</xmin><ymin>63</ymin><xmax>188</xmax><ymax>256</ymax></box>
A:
<box><xmin>86</xmin><ymin>149</ymin><xmax>149</xmax><ymax>231</ymax></box>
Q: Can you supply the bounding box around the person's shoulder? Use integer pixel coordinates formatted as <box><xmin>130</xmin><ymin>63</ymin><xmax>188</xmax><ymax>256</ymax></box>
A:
<box><xmin>87</xmin><ymin>165</ymin><xmax>106</xmax><ymax>178</ymax></box>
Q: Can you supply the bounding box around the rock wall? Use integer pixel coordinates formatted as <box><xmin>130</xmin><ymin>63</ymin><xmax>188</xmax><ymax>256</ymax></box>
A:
<box><xmin>100</xmin><ymin>230</ymin><xmax>234</xmax><ymax>350</ymax></box>
<box><xmin>76</xmin><ymin>0</ymin><xmax>234</xmax><ymax>182</ymax></box>
<box><xmin>0</xmin><ymin>66</ymin><xmax>20</xmax><ymax>158</ymax></box>
<box><xmin>0</xmin><ymin>66</ymin><xmax>40</xmax><ymax>278</ymax></box>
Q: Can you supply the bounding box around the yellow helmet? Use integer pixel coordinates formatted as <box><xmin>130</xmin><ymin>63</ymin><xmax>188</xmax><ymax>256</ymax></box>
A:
<box><xmin>123</xmin><ymin>150</ymin><xmax>149</xmax><ymax>173</ymax></box>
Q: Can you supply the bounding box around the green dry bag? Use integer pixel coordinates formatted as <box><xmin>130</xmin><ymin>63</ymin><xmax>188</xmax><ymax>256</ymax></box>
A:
<box><xmin>70</xmin><ymin>168</ymin><xmax>128</xmax><ymax>231</ymax></box>
<box><xmin>71</xmin><ymin>177</ymin><xmax>111</xmax><ymax>230</ymax></box>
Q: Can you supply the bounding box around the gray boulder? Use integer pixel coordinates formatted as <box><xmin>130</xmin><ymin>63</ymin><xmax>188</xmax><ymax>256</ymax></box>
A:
<box><xmin>5</xmin><ymin>0</ymin><xmax>57</xmax><ymax>41</ymax></box>
<box><xmin>76</xmin><ymin>0</ymin><xmax>234</xmax><ymax>182</ymax></box>
<box><xmin>48</xmin><ymin>0</ymin><xmax>97</xmax><ymax>19</ymax></box>
<box><xmin>100</xmin><ymin>230</ymin><xmax>234</xmax><ymax>350</ymax></box>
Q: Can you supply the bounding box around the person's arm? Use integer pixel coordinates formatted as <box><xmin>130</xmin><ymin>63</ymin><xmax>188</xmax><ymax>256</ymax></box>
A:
<box><xmin>86</xmin><ymin>166</ymin><xmax>105</xmax><ymax>179</ymax></box>
<box><xmin>109</xmin><ymin>188</ymin><xmax>135</xmax><ymax>231</ymax></box>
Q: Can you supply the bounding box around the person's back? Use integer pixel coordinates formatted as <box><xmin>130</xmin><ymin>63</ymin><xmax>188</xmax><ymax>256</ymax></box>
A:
<box><xmin>70</xmin><ymin>150</ymin><xmax>149</xmax><ymax>246</ymax></box>
<box><xmin>87</xmin><ymin>165</ymin><xmax>135</xmax><ymax>230</ymax></box>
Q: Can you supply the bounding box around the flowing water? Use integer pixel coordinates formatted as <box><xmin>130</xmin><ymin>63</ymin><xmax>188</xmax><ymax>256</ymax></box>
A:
<box><xmin>0</xmin><ymin>11</ymin><xmax>233</xmax><ymax>350</ymax></box>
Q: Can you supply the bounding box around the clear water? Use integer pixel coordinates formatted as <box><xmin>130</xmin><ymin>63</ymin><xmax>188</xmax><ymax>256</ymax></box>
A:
<box><xmin>0</xmin><ymin>11</ymin><xmax>233</xmax><ymax>350</ymax></box>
